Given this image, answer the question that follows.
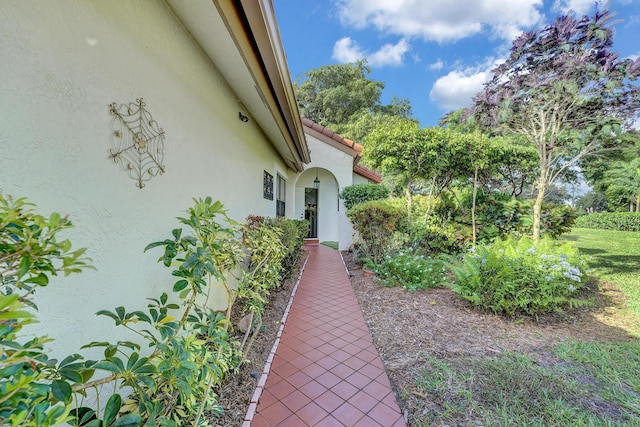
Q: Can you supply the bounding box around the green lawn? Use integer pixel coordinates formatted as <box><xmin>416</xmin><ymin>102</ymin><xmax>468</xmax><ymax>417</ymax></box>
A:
<box><xmin>565</xmin><ymin>228</ymin><xmax>640</xmax><ymax>318</ymax></box>
<box><xmin>413</xmin><ymin>228</ymin><xmax>640</xmax><ymax>426</ymax></box>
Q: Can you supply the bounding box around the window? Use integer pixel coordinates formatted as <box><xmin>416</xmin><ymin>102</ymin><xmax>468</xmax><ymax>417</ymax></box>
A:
<box><xmin>263</xmin><ymin>171</ymin><xmax>273</xmax><ymax>200</ymax></box>
<box><xmin>276</xmin><ymin>174</ymin><xmax>286</xmax><ymax>217</ymax></box>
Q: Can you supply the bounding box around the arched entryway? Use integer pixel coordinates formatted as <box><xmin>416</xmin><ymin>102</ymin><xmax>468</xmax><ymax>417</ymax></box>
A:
<box><xmin>304</xmin><ymin>187</ymin><xmax>318</xmax><ymax>238</ymax></box>
<box><xmin>295</xmin><ymin>168</ymin><xmax>339</xmax><ymax>242</ymax></box>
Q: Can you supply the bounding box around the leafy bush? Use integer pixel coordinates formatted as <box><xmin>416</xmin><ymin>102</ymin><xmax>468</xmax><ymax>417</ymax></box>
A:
<box><xmin>376</xmin><ymin>251</ymin><xmax>448</xmax><ymax>291</ymax></box>
<box><xmin>1</xmin><ymin>194</ymin><xmax>92</xmax><ymax>426</ymax></box>
<box><xmin>2</xmin><ymin>195</ymin><xmax>306</xmax><ymax>427</ymax></box>
<box><xmin>574</xmin><ymin>212</ymin><xmax>640</xmax><ymax>231</ymax></box>
<box><xmin>456</xmin><ymin>191</ymin><xmax>577</xmax><ymax>241</ymax></box>
<box><xmin>347</xmin><ymin>199</ymin><xmax>407</xmax><ymax>265</ymax></box>
<box><xmin>404</xmin><ymin>221</ymin><xmax>468</xmax><ymax>255</ymax></box>
<box><xmin>445</xmin><ymin>235</ymin><xmax>590</xmax><ymax>317</ymax></box>
<box><xmin>340</xmin><ymin>183</ymin><xmax>390</xmax><ymax>210</ymax></box>
<box><xmin>471</xmin><ymin>192</ymin><xmax>527</xmax><ymax>241</ymax></box>
<box><xmin>264</xmin><ymin>217</ymin><xmax>308</xmax><ymax>279</ymax></box>
<box><xmin>529</xmin><ymin>203</ymin><xmax>578</xmax><ymax>238</ymax></box>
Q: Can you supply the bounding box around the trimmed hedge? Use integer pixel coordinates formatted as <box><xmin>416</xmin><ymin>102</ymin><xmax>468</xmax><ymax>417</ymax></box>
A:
<box><xmin>340</xmin><ymin>183</ymin><xmax>390</xmax><ymax>210</ymax></box>
<box><xmin>574</xmin><ymin>212</ymin><xmax>640</xmax><ymax>231</ymax></box>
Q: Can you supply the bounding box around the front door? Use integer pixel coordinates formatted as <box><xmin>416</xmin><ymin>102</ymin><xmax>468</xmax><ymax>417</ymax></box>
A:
<box><xmin>305</xmin><ymin>188</ymin><xmax>318</xmax><ymax>238</ymax></box>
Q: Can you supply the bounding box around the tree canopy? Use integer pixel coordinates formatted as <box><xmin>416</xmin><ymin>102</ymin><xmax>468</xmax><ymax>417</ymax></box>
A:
<box><xmin>294</xmin><ymin>61</ymin><xmax>414</xmax><ymax>141</ymax></box>
<box><xmin>469</xmin><ymin>7</ymin><xmax>640</xmax><ymax>238</ymax></box>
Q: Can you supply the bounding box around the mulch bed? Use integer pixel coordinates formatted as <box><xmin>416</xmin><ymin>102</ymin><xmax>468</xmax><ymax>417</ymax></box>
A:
<box><xmin>342</xmin><ymin>250</ymin><xmax>639</xmax><ymax>425</ymax></box>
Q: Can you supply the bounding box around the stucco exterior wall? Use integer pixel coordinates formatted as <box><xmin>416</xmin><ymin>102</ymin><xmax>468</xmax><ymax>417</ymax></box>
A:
<box><xmin>0</xmin><ymin>1</ymin><xmax>293</xmax><ymax>359</ymax></box>
<box><xmin>353</xmin><ymin>173</ymin><xmax>373</xmax><ymax>185</ymax></box>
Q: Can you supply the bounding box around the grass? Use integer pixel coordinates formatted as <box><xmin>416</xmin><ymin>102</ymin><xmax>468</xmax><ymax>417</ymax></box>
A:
<box><xmin>412</xmin><ymin>228</ymin><xmax>640</xmax><ymax>426</ymax></box>
<box><xmin>321</xmin><ymin>241</ymin><xmax>338</xmax><ymax>250</ymax></box>
<box><xmin>564</xmin><ymin>228</ymin><xmax>640</xmax><ymax>318</ymax></box>
<box><xmin>414</xmin><ymin>352</ymin><xmax>639</xmax><ymax>426</ymax></box>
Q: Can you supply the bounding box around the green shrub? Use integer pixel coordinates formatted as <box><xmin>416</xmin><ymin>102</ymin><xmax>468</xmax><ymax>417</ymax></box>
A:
<box><xmin>445</xmin><ymin>235</ymin><xmax>590</xmax><ymax>317</ymax></box>
<box><xmin>376</xmin><ymin>251</ymin><xmax>448</xmax><ymax>291</ymax></box>
<box><xmin>574</xmin><ymin>212</ymin><xmax>640</xmax><ymax>231</ymax></box>
<box><xmin>1</xmin><ymin>195</ymin><xmax>306</xmax><ymax>427</ymax></box>
<box><xmin>347</xmin><ymin>199</ymin><xmax>407</xmax><ymax>265</ymax></box>
<box><xmin>529</xmin><ymin>203</ymin><xmax>578</xmax><ymax>237</ymax></box>
<box><xmin>456</xmin><ymin>191</ymin><xmax>577</xmax><ymax>241</ymax></box>
<box><xmin>264</xmin><ymin>217</ymin><xmax>308</xmax><ymax>279</ymax></box>
<box><xmin>340</xmin><ymin>183</ymin><xmax>390</xmax><ymax>210</ymax></box>
<box><xmin>0</xmin><ymin>194</ymin><xmax>93</xmax><ymax>426</ymax></box>
<box><xmin>404</xmin><ymin>221</ymin><xmax>468</xmax><ymax>255</ymax></box>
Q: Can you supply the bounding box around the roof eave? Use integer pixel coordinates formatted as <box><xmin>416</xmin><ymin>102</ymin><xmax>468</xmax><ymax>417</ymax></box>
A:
<box><xmin>218</xmin><ymin>0</ymin><xmax>310</xmax><ymax>171</ymax></box>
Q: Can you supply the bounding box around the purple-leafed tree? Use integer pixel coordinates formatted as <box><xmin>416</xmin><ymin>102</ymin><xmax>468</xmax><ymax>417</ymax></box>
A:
<box><xmin>470</xmin><ymin>7</ymin><xmax>640</xmax><ymax>239</ymax></box>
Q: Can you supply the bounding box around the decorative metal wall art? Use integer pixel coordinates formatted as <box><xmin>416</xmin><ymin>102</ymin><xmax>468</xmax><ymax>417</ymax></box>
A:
<box><xmin>109</xmin><ymin>98</ymin><xmax>165</xmax><ymax>188</ymax></box>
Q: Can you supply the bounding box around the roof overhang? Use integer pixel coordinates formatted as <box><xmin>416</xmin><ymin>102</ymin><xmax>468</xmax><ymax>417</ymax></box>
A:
<box><xmin>301</xmin><ymin>118</ymin><xmax>382</xmax><ymax>183</ymax></box>
<box><xmin>166</xmin><ymin>0</ymin><xmax>310</xmax><ymax>171</ymax></box>
<box><xmin>353</xmin><ymin>164</ymin><xmax>382</xmax><ymax>183</ymax></box>
<box><xmin>302</xmin><ymin>118</ymin><xmax>363</xmax><ymax>161</ymax></box>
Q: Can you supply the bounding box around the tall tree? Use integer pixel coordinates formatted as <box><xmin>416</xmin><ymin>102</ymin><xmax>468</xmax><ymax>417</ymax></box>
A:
<box><xmin>601</xmin><ymin>158</ymin><xmax>640</xmax><ymax>211</ymax></box>
<box><xmin>470</xmin><ymin>8</ymin><xmax>640</xmax><ymax>239</ymax></box>
<box><xmin>294</xmin><ymin>60</ymin><xmax>383</xmax><ymax>126</ymax></box>
<box><xmin>294</xmin><ymin>61</ymin><xmax>413</xmax><ymax>140</ymax></box>
<box><xmin>440</xmin><ymin>110</ymin><xmax>538</xmax><ymax>197</ymax></box>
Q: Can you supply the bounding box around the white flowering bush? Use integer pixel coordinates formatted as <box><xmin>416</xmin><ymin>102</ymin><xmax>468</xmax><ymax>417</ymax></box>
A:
<box><xmin>445</xmin><ymin>235</ymin><xmax>590</xmax><ymax>317</ymax></box>
<box><xmin>376</xmin><ymin>252</ymin><xmax>449</xmax><ymax>292</ymax></box>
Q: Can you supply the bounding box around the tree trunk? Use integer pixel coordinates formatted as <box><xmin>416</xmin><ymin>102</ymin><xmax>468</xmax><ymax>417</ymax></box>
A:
<box><xmin>471</xmin><ymin>166</ymin><xmax>479</xmax><ymax>245</ymax></box>
<box><xmin>636</xmin><ymin>196</ymin><xmax>639</xmax><ymax>212</ymax></box>
<box><xmin>532</xmin><ymin>183</ymin><xmax>546</xmax><ymax>240</ymax></box>
<box><xmin>405</xmin><ymin>178</ymin><xmax>413</xmax><ymax>216</ymax></box>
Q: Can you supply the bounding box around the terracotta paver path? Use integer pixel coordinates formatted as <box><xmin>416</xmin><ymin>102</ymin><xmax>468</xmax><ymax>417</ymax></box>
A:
<box><xmin>244</xmin><ymin>243</ymin><xmax>406</xmax><ymax>426</ymax></box>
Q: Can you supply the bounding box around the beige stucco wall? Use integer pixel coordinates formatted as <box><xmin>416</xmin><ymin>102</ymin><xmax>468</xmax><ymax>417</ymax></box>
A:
<box><xmin>0</xmin><ymin>1</ymin><xmax>293</xmax><ymax>360</ymax></box>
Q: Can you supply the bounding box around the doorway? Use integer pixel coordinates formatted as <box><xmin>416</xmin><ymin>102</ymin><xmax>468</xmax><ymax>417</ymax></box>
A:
<box><xmin>304</xmin><ymin>188</ymin><xmax>318</xmax><ymax>238</ymax></box>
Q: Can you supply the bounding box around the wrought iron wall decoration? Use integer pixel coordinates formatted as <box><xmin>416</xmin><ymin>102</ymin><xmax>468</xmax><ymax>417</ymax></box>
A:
<box><xmin>263</xmin><ymin>171</ymin><xmax>274</xmax><ymax>200</ymax></box>
<box><xmin>109</xmin><ymin>98</ymin><xmax>165</xmax><ymax>188</ymax></box>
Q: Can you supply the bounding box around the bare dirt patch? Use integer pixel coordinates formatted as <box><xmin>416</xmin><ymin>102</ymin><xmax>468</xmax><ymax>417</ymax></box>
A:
<box><xmin>341</xmin><ymin>250</ymin><xmax>638</xmax><ymax>425</ymax></box>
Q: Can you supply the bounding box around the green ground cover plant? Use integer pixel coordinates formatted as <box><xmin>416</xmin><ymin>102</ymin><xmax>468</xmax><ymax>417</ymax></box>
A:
<box><xmin>375</xmin><ymin>251</ymin><xmax>448</xmax><ymax>291</ymax></box>
<box><xmin>445</xmin><ymin>235</ymin><xmax>590</xmax><ymax>317</ymax></box>
<box><xmin>320</xmin><ymin>241</ymin><xmax>338</xmax><ymax>250</ymax></box>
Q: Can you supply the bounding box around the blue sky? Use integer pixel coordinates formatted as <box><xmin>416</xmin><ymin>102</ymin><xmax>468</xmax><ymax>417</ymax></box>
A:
<box><xmin>274</xmin><ymin>0</ymin><xmax>640</xmax><ymax>128</ymax></box>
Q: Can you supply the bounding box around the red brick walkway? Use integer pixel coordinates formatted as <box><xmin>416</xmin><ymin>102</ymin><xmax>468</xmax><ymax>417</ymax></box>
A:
<box><xmin>245</xmin><ymin>244</ymin><xmax>406</xmax><ymax>426</ymax></box>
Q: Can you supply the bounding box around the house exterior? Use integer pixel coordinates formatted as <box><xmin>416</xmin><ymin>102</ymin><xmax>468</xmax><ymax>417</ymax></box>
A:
<box><xmin>0</xmin><ymin>0</ymin><xmax>378</xmax><ymax>361</ymax></box>
<box><xmin>299</xmin><ymin>119</ymin><xmax>382</xmax><ymax>250</ymax></box>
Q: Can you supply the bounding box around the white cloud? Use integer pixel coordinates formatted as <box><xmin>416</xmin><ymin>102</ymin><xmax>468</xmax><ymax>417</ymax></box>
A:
<box><xmin>429</xmin><ymin>61</ymin><xmax>499</xmax><ymax>111</ymax></box>
<box><xmin>429</xmin><ymin>59</ymin><xmax>444</xmax><ymax>71</ymax></box>
<box><xmin>332</xmin><ymin>37</ymin><xmax>365</xmax><ymax>63</ymax></box>
<box><xmin>552</xmin><ymin>0</ymin><xmax>602</xmax><ymax>15</ymax></box>
<box><xmin>332</xmin><ymin>37</ymin><xmax>409</xmax><ymax>67</ymax></box>
<box><xmin>369</xmin><ymin>39</ymin><xmax>409</xmax><ymax>66</ymax></box>
<box><xmin>336</xmin><ymin>0</ymin><xmax>544</xmax><ymax>43</ymax></box>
